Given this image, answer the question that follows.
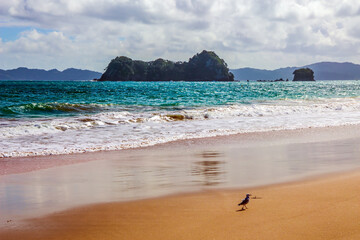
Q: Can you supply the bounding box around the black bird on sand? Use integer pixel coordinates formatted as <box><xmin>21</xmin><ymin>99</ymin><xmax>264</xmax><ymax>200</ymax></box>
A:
<box><xmin>238</xmin><ymin>194</ymin><xmax>251</xmax><ymax>210</ymax></box>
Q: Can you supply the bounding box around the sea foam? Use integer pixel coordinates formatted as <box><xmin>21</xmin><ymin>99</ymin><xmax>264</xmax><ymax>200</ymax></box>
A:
<box><xmin>1</xmin><ymin>97</ymin><xmax>360</xmax><ymax>158</ymax></box>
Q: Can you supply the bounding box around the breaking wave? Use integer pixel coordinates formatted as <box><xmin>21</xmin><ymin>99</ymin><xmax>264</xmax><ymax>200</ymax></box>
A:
<box><xmin>0</xmin><ymin>102</ymin><xmax>114</xmax><ymax>117</ymax></box>
<box><xmin>2</xmin><ymin>97</ymin><xmax>360</xmax><ymax>157</ymax></box>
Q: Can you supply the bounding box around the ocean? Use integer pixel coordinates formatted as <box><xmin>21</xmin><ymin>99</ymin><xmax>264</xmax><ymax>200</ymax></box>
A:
<box><xmin>2</xmin><ymin>80</ymin><xmax>360</xmax><ymax>158</ymax></box>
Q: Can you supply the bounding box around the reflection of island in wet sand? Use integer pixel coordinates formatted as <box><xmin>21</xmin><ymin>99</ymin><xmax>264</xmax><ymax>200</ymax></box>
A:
<box><xmin>192</xmin><ymin>151</ymin><xmax>226</xmax><ymax>186</ymax></box>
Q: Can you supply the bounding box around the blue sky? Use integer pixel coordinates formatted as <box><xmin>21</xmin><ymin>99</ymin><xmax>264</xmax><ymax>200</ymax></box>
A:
<box><xmin>1</xmin><ymin>0</ymin><xmax>360</xmax><ymax>72</ymax></box>
<box><xmin>0</xmin><ymin>27</ymin><xmax>52</xmax><ymax>42</ymax></box>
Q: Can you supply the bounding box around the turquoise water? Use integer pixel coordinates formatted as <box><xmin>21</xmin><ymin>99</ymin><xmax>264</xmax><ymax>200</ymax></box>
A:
<box><xmin>2</xmin><ymin>80</ymin><xmax>360</xmax><ymax>157</ymax></box>
<box><xmin>1</xmin><ymin>80</ymin><xmax>360</xmax><ymax>118</ymax></box>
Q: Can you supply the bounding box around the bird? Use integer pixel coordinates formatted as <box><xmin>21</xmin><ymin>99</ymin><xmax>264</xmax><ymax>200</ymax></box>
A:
<box><xmin>238</xmin><ymin>193</ymin><xmax>251</xmax><ymax>210</ymax></box>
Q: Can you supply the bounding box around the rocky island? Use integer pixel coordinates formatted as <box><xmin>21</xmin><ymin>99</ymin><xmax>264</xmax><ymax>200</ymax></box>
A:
<box><xmin>293</xmin><ymin>68</ymin><xmax>315</xmax><ymax>81</ymax></box>
<box><xmin>97</xmin><ymin>50</ymin><xmax>234</xmax><ymax>82</ymax></box>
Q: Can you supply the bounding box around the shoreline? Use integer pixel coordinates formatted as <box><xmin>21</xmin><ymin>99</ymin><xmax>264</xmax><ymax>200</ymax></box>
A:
<box><xmin>2</xmin><ymin>169</ymin><xmax>360</xmax><ymax>239</ymax></box>
<box><xmin>2</xmin><ymin>123</ymin><xmax>360</xmax><ymax>176</ymax></box>
<box><xmin>2</xmin><ymin>124</ymin><xmax>360</xmax><ymax>239</ymax></box>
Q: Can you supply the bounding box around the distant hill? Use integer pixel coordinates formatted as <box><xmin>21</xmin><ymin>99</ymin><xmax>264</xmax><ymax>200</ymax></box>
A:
<box><xmin>0</xmin><ymin>67</ymin><xmax>102</xmax><ymax>81</ymax></box>
<box><xmin>230</xmin><ymin>62</ymin><xmax>360</xmax><ymax>81</ymax></box>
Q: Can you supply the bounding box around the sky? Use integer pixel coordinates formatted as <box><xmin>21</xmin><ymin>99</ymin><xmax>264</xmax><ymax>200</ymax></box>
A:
<box><xmin>1</xmin><ymin>0</ymin><xmax>360</xmax><ymax>72</ymax></box>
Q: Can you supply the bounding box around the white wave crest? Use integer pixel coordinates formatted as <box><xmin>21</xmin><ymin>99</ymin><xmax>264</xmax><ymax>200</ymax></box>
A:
<box><xmin>2</xmin><ymin>98</ymin><xmax>360</xmax><ymax>158</ymax></box>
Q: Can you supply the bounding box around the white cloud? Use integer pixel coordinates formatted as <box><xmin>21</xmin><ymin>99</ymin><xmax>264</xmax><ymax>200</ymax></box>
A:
<box><xmin>1</xmin><ymin>0</ymin><xmax>360</xmax><ymax>71</ymax></box>
<box><xmin>4</xmin><ymin>30</ymin><xmax>69</xmax><ymax>53</ymax></box>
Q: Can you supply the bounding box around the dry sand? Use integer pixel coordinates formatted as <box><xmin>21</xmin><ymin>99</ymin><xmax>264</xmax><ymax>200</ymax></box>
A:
<box><xmin>1</xmin><ymin>170</ymin><xmax>360</xmax><ymax>240</ymax></box>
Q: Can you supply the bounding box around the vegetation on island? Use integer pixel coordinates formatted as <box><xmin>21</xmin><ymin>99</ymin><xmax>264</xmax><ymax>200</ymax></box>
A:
<box><xmin>293</xmin><ymin>68</ymin><xmax>315</xmax><ymax>81</ymax></box>
<box><xmin>98</xmin><ymin>50</ymin><xmax>234</xmax><ymax>81</ymax></box>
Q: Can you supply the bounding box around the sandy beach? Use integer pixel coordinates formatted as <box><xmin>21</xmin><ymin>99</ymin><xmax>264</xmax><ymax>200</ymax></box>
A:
<box><xmin>1</xmin><ymin>170</ymin><xmax>360</xmax><ymax>240</ymax></box>
<box><xmin>1</xmin><ymin>125</ymin><xmax>360</xmax><ymax>239</ymax></box>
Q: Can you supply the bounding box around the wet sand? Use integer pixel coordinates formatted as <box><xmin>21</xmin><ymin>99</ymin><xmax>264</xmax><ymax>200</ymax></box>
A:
<box><xmin>1</xmin><ymin>170</ymin><xmax>360</xmax><ymax>240</ymax></box>
<box><xmin>2</xmin><ymin>125</ymin><xmax>360</xmax><ymax>239</ymax></box>
<box><xmin>2</xmin><ymin>124</ymin><xmax>360</xmax><ymax>176</ymax></box>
